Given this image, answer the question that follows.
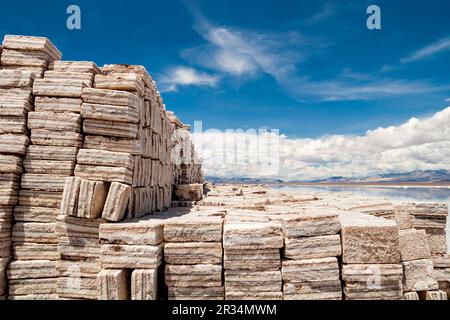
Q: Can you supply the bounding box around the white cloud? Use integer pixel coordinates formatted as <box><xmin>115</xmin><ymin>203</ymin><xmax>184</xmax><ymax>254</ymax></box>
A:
<box><xmin>401</xmin><ymin>36</ymin><xmax>450</xmax><ymax>63</ymax></box>
<box><xmin>159</xmin><ymin>66</ymin><xmax>219</xmax><ymax>92</ymax></box>
<box><xmin>193</xmin><ymin>107</ymin><xmax>450</xmax><ymax>181</ymax></box>
<box><xmin>303</xmin><ymin>2</ymin><xmax>336</xmax><ymax>26</ymax></box>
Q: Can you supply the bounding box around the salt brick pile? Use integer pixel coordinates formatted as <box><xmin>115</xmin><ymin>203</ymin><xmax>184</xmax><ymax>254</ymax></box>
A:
<box><xmin>0</xmin><ymin>35</ymin><xmax>62</xmax><ymax>300</ymax></box>
<box><xmin>98</xmin><ymin>218</ymin><xmax>163</xmax><ymax>300</ymax></box>
<box><xmin>223</xmin><ymin>216</ymin><xmax>284</xmax><ymax>300</ymax></box>
<box><xmin>164</xmin><ymin>216</ymin><xmax>224</xmax><ymax>300</ymax></box>
<box><xmin>281</xmin><ymin>209</ymin><xmax>342</xmax><ymax>300</ymax></box>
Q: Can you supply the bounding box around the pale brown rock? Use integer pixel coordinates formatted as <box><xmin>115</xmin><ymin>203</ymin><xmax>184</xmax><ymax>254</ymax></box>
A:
<box><xmin>49</xmin><ymin>61</ymin><xmax>101</xmax><ymax>74</ymax></box>
<box><xmin>101</xmin><ymin>244</ymin><xmax>163</xmax><ymax>269</ymax></box>
<box><xmin>30</xmin><ymin>130</ymin><xmax>82</xmax><ymax>147</ymax></box>
<box><xmin>393</xmin><ymin>204</ymin><xmax>414</xmax><ymax>230</ymax></box>
<box><xmin>0</xmin><ymin>155</ymin><xmax>22</xmax><ymax>174</ymax></box>
<box><xmin>28</xmin><ymin>111</ymin><xmax>81</xmax><ymax>132</ymax></box>
<box><xmin>12</xmin><ymin>222</ymin><xmax>57</xmax><ymax>244</ymax></box>
<box><xmin>44</xmin><ymin>70</ymin><xmax>94</xmax><ymax>86</ymax></box>
<box><xmin>0</xmin><ymin>70</ymin><xmax>35</xmax><ymax>88</ymax></box>
<box><xmin>34</xmin><ymin>97</ymin><xmax>82</xmax><ymax>113</ymax></box>
<box><xmin>165</xmin><ymin>264</ymin><xmax>222</xmax><ymax>287</ymax></box>
<box><xmin>77</xmin><ymin>149</ymin><xmax>134</xmax><ymax>169</ymax></box>
<box><xmin>225</xmin><ymin>270</ymin><xmax>282</xmax><ymax>292</ymax></box>
<box><xmin>77</xmin><ymin>179</ymin><xmax>107</xmax><ymax>219</ymax></box>
<box><xmin>225</xmin><ymin>292</ymin><xmax>283</xmax><ymax>300</ymax></box>
<box><xmin>60</xmin><ymin>177</ymin><xmax>81</xmax><ymax>216</ymax></box>
<box><xmin>18</xmin><ymin>190</ymin><xmax>63</xmax><ymax>208</ymax></box>
<box><xmin>0</xmin><ymin>134</ymin><xmax>29</xmax><ymax>155</ymax></box>
<box><xmin>281</xmin><ymin>209</ymin><xmax>341</xmax><ymax>237</ymax></box>
<box><xmin>282</xmin><ymin>257</ymin><xmax>340</xmax><ymax>284</ymax></box>
<box><xmin>0</xmin><ymin>98</ymin><xmax>32</xmax><ymax>117</ymax></box>
<box><xmin>81</xmin><ymin>102</ymin><xmax>139</xmax><ymax>123</ymax></box>
<box><xmin>23</xmin><ymin>159</ymin><xmax>75</xmax><ymax>175</ymax></box>
<box><xmin>102</xmin><ymin>182</ymin><xmax>131</xmax><ymax>221</ymax></box>
<box><xmin>1</xmin><ymin>48</ymin><xmax>51</xmax><ymax>67</ymax></box>
<box><xmin>402</xmin><ymin>259</ymin><xmax>439</xmax><ymax>292</ymax></box>
<box><xmin>404</xmin><ymin>292</ymin><xmax>420</xmax><ymax>300</ymax></box>
<box><xmin>83</xmin><ymin>119</ymin><xmax>138</xmax><ymax>139</ymax></box>
<box><xmin>283</xmin><ymin>280</ymin><xmax>343</xmax><ymax>300</ymax></box>
<box><xmin>168</xmin><ymin>286</ymin><xmax>224</xmax><ymax>300</ymax></box>
<box><xmin>164</xmin><ymin>242</ymin><xmax>222</xmax><ymax>265</ymax></box>
<box><xmin>33</xmin><ymin>78</ymin><xmax>86</xmax><ymax>98</ymax></box>
<box><xmin>97</xmin><ymin>269</ymin><xmax>129</xmax><ymax>300</ymax></box>
<box><xmin>13</xmin><ymin>243</ymin><xmax>59</xmax><ymax>261</ymax></box>
<box><xmin>164</xmin><ymin>216</ymin><xmax>223</xmax><ymax>242</ymax></box>
<box><xmin>75</xmin><ymin>164</ymin><xmax>133</xmax><ymax>185</ymax></box>
<box><xmin>83</xmin><ymin>135</ymin><xmax>141</xmax><ymax>155</ymax></box>
<box><xmin>14</xmin><ymin>206</ymin><xmax>59</xmax><ymax>223</ymax></box>
<box><xmin>7</xmin><ymin>260</ymin><xmax>57</xmax><ymax>279</ymax></box>
<box><xmin>55</xmin><ymin>215</ymin><xmax>101</xmax><ymax>239</ymax></box>
<box><xmin>26</xmin><ymin>145</ymin><xmax>78</xmax><ymax>161</ymax></box>
<box><xmin>131</xmin><ymin>269</ymin><xmax>158</xmax><ymax>300</ymax></box>
<box><xmin>426</xmin><ymin>290</ymin><xmax>448</xmax><ymax>300</ymax></box>
<box><xmin>82</xmin><ymin>88</ymin><xmax>140</xmax><ymax>107</ymax></box>
<box><xmin>398</xmin><ymin>229</ymin><xmax>431</xmax><ymax>262</ymax></box>
<box><xmin>99</xmin><ymin>217</ymin><xmax>163</xmax><ymax>245</ymax></box>
<box><xmin>95</xmin><ymin>73</ymin><xmax>145</xmax><ymax>96</ymax></box>
<box><xmin>8</xmin><ymin>278</ymin><xmax>57</xmax><ymax>295</ymax></box>
<box><xmin>223</xmin><ymin>221</ymin><xmax>283</xmax><ymax>250</ymax></box>
<box><xmin>0</xmin><ymin>117</ymin><xmax>27</xmax><ymax>134</ymax></box>
<box><xmin>173</xmin><ymin>184</ymin><xmax>203</xmax><ymax>202</ymax></box>
<box><xmin>284</xmin><ymin>234</ymin><xmax>342</xmax><ymax>260</ymax></box>
<box><xmin>21</xmin><ymin>174</ymin><xmax>67</xmax><ymax>191</ymax></box>
<box><xmin>58</xmin><ymin>237</ymin><xmax>101</xmax><ymax>260</ymax></box>
<box><xmin>2</xmin><ymin>35</ymin><xmax>62</xmax><ymax>60</ymax></box>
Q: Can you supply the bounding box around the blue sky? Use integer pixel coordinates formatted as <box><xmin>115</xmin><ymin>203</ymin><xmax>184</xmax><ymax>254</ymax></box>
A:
<box><xmin>1</xmin><ymin>0</ymin><xmax>450</xmax><ymax>138</ymax></box>
<box><xmin>1</xmin><ymin>0</ymin><xmax>449</xmax><ymax>138</ymax></box>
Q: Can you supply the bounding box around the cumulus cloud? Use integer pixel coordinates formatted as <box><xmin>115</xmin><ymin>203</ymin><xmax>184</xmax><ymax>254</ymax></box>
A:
<box><xmin>192</xmin><ymin>107</ymin><xmax>450</xmax><ymax>181</ymax></box>
<box><xmin>159</xmin><ymin>66</ymin><xmax>219</xmax><ymax>92</ymax></box>
<box><xmin>401</xmin><ymin>36</ymin><xmax>450</xmax><ymax>64</ymax></box>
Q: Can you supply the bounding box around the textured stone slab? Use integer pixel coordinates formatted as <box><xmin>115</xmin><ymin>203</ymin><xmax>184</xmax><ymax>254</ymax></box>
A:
<box><xmin>18</xmin><ymin>190</ymin><xmax>63</xmax><ymax>208</ymax></box>
<box><xmin>49</xmin><ymin>60</ymin><xmax>101</xmax><ymax>74</ymax></box>
<box><xmin>225</xmin><ymin>270</ymin><xmax>282</xmax><ymax>292</ymax></box>
<box><xmin>97</xmin><ymin>269</ymin><xmax>129</xmax><ymax>300</ymax></box>
<box><xmin>82</xmin><ymin>88</ymin><xmax>140</xmax><ymax>107</ymax></box>
<box><xmin>432</xmin><ymin>254</ymin><xmax>450</xmax><ymax>268</ymax></box>
<box><xmin>77</xmin><ymin>179</ymin><xmax>108</xmax><ymax>219</ymax></box>
<box><xmin>57</xmin><ymin>276</ymin><xmax>98</xmax><ymax>300</ymax></box>
<box><xmin>81</xmin><ymin>102</ymin><xmax>139</xmax><ymax>123</ymax></box>
<box><xmin>0</xmin><ymin>134</ymin><xmax>29</xmax><ymax>155</ymax></box>
<box><xmin>23</xmin><ymin>159</ymin><xmax>75</xmax><ymax>175</ymax></box>
<box><xmin>398</xmin><ymin>229</ymin><xmax>431</xmax><ymax>262</ymax></box>
<box><xmin>0</xmin><ymin>155</ymin><xmax>22</xmax><ymax>174</ymax></box>
<box><xmin>44</xmin><ymin>70</ymin><xmax>94</xmax><ymax>86</ymax></box>
<box><xmin>0</xmin><ymin>207</ymin><xmax>13</xmax><ymax>219</ymax></box>
<box><xmin>281</xmin><ymin>210</ymin><xmax>341</xmax><ymax>237</ymax></box>
<box><xmin>83</xmin><ymin>119</ymin><xmax>138</xmax><ymax>139</ymax></box>
<box><xmin>101</xmin><ymin>182</ymin><xmax>131</xmax><ymax>222</ymax></box>
<box><xmin>95</xmin><ymin>73</ymin><xmax>145</xmax><ymax>96</ymax></box>
<box><xmin>2</xmin><ymin>35</ymin><xmax>61</xmax><ymax>60</ymax></box>
<box><xmin>26</xmin><ymin>145</ymin><xmax>78</xmax><ymax>161</ymax></box>
<box><xmin>340</xmin><ymin>212</ymin><xmax>400</xmax><ymax>264</ymax></box>
<box><xmin>101</xmin><ymin>244</ymin><xmax>163</xmax><ymax>269</ymax></box>
<box><xmin>393</xmin><ymin>204</ymin><xmax>414</xmax><ymax>230</ymax></box>
<box><xmin>164</xmin><ymin>216</ymin><xmax>223</xmax><ymax>242</ymax></box>
<box><xmin>33</xmin><ymin>78</ymin><xmax>86</xmax><ymax>98</ymax></box>
<box><xmin>99</xmin><ymin>218</ymin><xmax>163</xmax><ymax>245</ymax></box>
<box><xmin>8</xmin><ymin>278</ymin><xmax>57</xmax><ymax>295</ymax></box>
<box><xmin>57</xmin><ymin>259</ymin><xmax>102</xmax><ymax>278</ymax></box>
<box><xmin>58</xmin><ymin>237</ymin><xmax>101</xmax><ymax>259</ymax></box>
<box><xmin>0</xmin><ymin>70</ymin><xmax>35</xmax><ymax>88</ymax></box>
<box><xmin>173</xmin><ymin>184</ymin><xmax>203</xmax><ymax>202</ymax></box>
<box><xmin>426</xmin><ymin>291</ymin><xmax>448</xmax><ymax>300</ymax></box>
<box><xmin>13</xmin><ymin>243</ymin><xmax>59</xmax><ymax>261</ymax></box>
<box><xmin>12</xmin><ymin>222</ymin><xmax>57</xmax><ymax>244</ymax></box>
<box><xmin>7</xmin><ymin>260</ymin><xmax>57</xmax><ymax>279</ymax></box>
<box><xmin>165</xmin><ymin>242</ymin><xmax>223</xmax><ymax>265</ymax></box>
<box><xmin>404</xmin><ymin>292</ymin><xmax>420</xmax><ymax>300</ymax></box>
<box><xmin>14</xmin><ymin>206</ymin><xmax>59</xmax><ymax>223</ymax></box>
<box><xmin>165</xmin><ymin>264</ymin><xmax>222</xmax><ymax>287</ymax></box>
<box><xmin>224</xmin><ymin>248</ymin><xmax>280</xmax><ymax>271</ymax></box>
<box><xmin>282</xmin><ymin>258</ymin><xmax>340</xmax><ymax>283</ymax></box>
<box><xmin>28</xmin><ymin>111</ymin><xmax>81</xmax><ymax>132</ymax></box>
<box><xmin>424</xmin><ymin>228</ymin><xmax>447</xmax><ymax>254</ymax></box>
<box><xmin>0</xmin><ymin>98</ymin><xmax>32</xmax><ymax>117</ymax></box>
<box><xmin>21</xmin><ymin>174</ymin><xmax>67</xmax><ymax>191</ymax></box>
<box><xmin>225</xmin><ymin>292</ymin><xmax>283</xmax><ymax>300</ymax></box>
<box><xmin>283</xmin><ymin>280</ymin><xmax>343</xmax><ymax>300</ymax></box>
<box><xmin>30</xmin><ymin>129</ymin><xmax>82</xmax><ymax>147</ymax></box>
<box><xmin>223</xmin><ymin>221</ymin><xmax>283</xmax><ymax>250</ymax></box>
<box><xmin>284</xmin><ymin>234</ymin><xmax>342</xmax><ymax>260</ymax></box>
<box><xmin>0</xmin><ymin>117</ymin><xmax>27</xmax><ymax>134</ymax></box>
<box><xmin>56</xmin><ymin>215</ymin><xmax>101</xmax><ymax>239</ymax></box>
<box><xmin>341</xmin><ymin>264</ymin><xmax>404</xmax><ymax>283</ymax></box>
<box><xmin>0</xmin><ymin>87</ymin><xmax>33</xmax><ymax>101</ymax></box>
<box><xmin>60</xmin><ymin>177</ymin><xmax>81</xmax><ymax>217</ymax></box>
<box><xmin>168</xmin><ymin>286</ymin><xmax>224</xmax><ymax>300</ymax></box>
<box><xmin>34</xmin><ymin>97</ymin><xmax>82</xmax><ymax>113</ymax></box>
<box><xmin>131</xmin><ymin>269</ymin><xmax>158</xmax><ymax>300</ymax></box>
<box><xmin>402</xmin><ymin>259</ymin><xmax>439</xmax><ymax>292</ymax></box>
<box><xmin>75</xmin><ymin>164</ymin><xmax>133</xmax><ymax>185</ymax></box>
<box><xmin>77</xmin><ymin>149</ymin><xmax>134</xmax><ymax>169</ymax></box>
<box><xmin>102</xmin><ymin>64</ymin><xmax>153</xmax><ymax>87</ymax></box>
<box><xmin>83</xmin><ymin>135</ymin><xmax>141</xmax><ymax>155</ymax></box>
<box><xmin>1</xmin><ymin>48</ymin><xmax>51</xmax><ymax>67</ymax></box>
<box><xmin>7</xmin><ymin>294</ymin><xmax>59</xmax><ymax>300</ymax></box>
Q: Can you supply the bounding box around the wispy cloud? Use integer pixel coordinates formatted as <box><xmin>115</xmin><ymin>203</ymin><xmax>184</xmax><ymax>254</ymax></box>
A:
<box><xmin>195</xmin><ymin>107</ymin><xmax>450</xmax><ymax>180</ymax></box>
<box><xmin>303</xmin><ymin>2</ymin><xmax>336</xmax><ymax>26</ymax></box>
<box><xmin>159</xmin><ymin>66</ymin><xmax>219</xmax><ymax>92</ymax></box>
<box><xmin>401</xmin><ymin>36</ymin><xmax>450</xmax><ymax>63</ymax></box>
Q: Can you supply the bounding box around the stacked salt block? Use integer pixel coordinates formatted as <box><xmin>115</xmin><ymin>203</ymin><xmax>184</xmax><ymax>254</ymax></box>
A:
<box><xmin>281</xmin><ymin>210</ymin><xmax>342</xmax><ymax>300</ymax></box>
<box><xmin>0</xmin><ymin>69</ymin><xmax>36</xmax><ymax>299</ymax></box>
<box><xmin>398</xmin><ymin>228</ymin><xmax>440</xmax><ymax>299</ymax></box>
<box><xmin>0</xmin><ymin>35</ymin><xmax>62</xmax><ymax>300</ymax></box>
<box><xmin>1</xmin><ymin>35</ymin><xmax>61</xmax><ymax>78</ymax></box>
<box><xmin>55</xmin><ymin>215</ymin><xmax>102</xmax><ymax>300</ymax></box>
<box><xmin>223</xmin><ymin>219</ymin><xmax>284</xmax><ymax>300</ymax></box>
<box><xmin>410</xmin><ymin>203</ymin><xmax>448</xmax><ymax>255</ymax></box>
<box><xmin>164</xmin><ymin>216</ymin><xmax>224</xmax><ymax>300</ymax></box>
<box><xmin>432</xmin><ymin>254</ymin><xmax>450</xmax><ymax>299</ymax></box>
<box><xmin>99</xmin><ymin>217</ymin><xmax>164</xmax><ymax>300</ymax></box>
<box><xmin>340</xmin><ymin>213</ymin><xmax>403</xmax><ymax>300</ymax></box>
<box><xmin>173</xmin><ymin>184</ymin><xmax>204</xmax><ymax>202</ymax></box>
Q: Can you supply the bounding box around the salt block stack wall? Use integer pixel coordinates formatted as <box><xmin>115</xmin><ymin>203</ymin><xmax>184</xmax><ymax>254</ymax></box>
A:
<box><xmin>0</xmin><ymin>35</ymin><xmax>62</xmax><ymax>300</ymax></box>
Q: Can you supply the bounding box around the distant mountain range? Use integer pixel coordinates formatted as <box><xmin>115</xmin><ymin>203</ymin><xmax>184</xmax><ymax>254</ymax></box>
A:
<box><xmin>206</xmin><ymin>170</ymin><xmax>450</xmax><ymax>184</ymax></box>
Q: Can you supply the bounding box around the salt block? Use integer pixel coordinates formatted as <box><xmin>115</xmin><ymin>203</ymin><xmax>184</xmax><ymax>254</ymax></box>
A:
<box><xmin>35</xmin><ymin>97</ymin><xmax>82</xmax><ymax>113</ymax></box>
<box><xmin>165</xmin><ymin>264</ymin><xmax>222</xmax><ymax>287</ymax></box>
<box><xmin>340</xmin><ymin>212</ymin><xmax>400</xmax><ymax>264</ymax></box>
<box><xmin>14</xmin><ymin>206</ymin><xmax>59</xmax><ymax>223</ymax></box>
<box><xmin>21</xmin><ymin>174</ymin><xmax>67</xmax><ymax>192</ymax></box>
<box><xmin>0</xmin><ymin>70</ymin><xmax>35</xmax><ymax>88</ymax></box>
<box><xmin>60</xmin><ymin>177</ymin><xmax>81</xmax><ymax>217</ymax></box>
<box><xmin>173</xmin><ymin>184</ymin><xmax>203</xmax><ymax>202</ymax></box>
<box><xmin>402</xmin><ymin>259</ymin><xmax>439</xmax><ymax>292</ymax></box>
<box><xmin>28</xmin><ymin>111</ymin><xmax>81</xmax><ymax>132</ymax></box>
<box><xmin>82</xmin><ymin>88</ymin><xmax>140</xmax><ymax>107</ymax></box>
<box><xmin>49</xmin><ymin>60</ymin><xmax>101</xmax><ymax>74</ymax></box>
<box><xmin>101</xmin><ymin>244</ymin><xmax>163</xmax><ymax>269</ymax></box>
<box><xmin>164</xmin><ymin>216</ymin><xmax>223</xmax><ymax>242</ymax></box>
<box><xmin>404</xmin><ymin>292</ymin><xmax>420</xmax><ymax>300</ymax></box>
<box><xmin>284</xmin><ymin>234</ymin><xmax>342</xmax><ymax>260</ymax></box>
<box><xmin>102</xmin><ymin>182</ymin><xmax>131</xmax><ymax>222</ymax></box>
<box><xmin>223</xmin><ymin>221</ymin><xmax>283</xmax><ymax>250</ymax></box>
<box><xmin>164</xmin><ymin>242</ymin><xmax>222</xmax><ymax>265</ymax></box>
<box><xmin>23</xmin><ymin>159</ymin><xmax>75</xmax><ymax>175</ymax></box>
<box><xmin>13</xmin><ymin>243</ymin><xmax>59</xmax><ymax>261</ymax></box>
<box><xmin>224</xmin><ymin>248</ymin><xmax>280</xmax><ymax>271</ymax></box>
<box><xmin>97</xmin><ymin>269</ymin><xmax>129</xmax><ymax>300</ymax></box>
<box><xmin>225</xmin><ymin>270</ymin><xmax>282</xmax><ymax>292</ymax></box>
<box><xmin>26</xmin><ymin>145</ymin><xmax>78</xmax><ymax>161</ymax></box>
<box><xmin>283</xmin><ymin>280</ymin><xmax>343</xmax><ymax>300</ymax></box>
<box><xmin>281</xmin><ymin>209</ymin><xmax>341</xmax><ymax>237</ymax></box>
<box><xmin>131</xmin><ymin>269</ymin><xmax>158</xmax><ymax>300</ymax></box>
<box><xmin>77</xmin><ymin>179</ymin><xmax>107</xmax><ymax>219</ymax></box>
<box><xmin>398</xmin><ymin>229</ymin><xmax>431</xmax><ymax>262</ymax></box>
<box><xmin>95</xmin><ymin>73</ymin><xmax>145</xmax><ymax>96</ymax></box>
<box><xmin>393</xmin><ymin>204</ymin><xmax>414</xmax><ymax>230</ymax></box>
<box><xmin>426</xmin><ymin>290</ymin><xmax>448</xmax><ymax>300</ymax></box>
<box><xmin>2</xmin><ymin>35</ymin><xmax>62</xmax><ymax>60</ymax></box>
<box><xmin>282</xmin><ymin>257</ymin><xmax>340</xmax><ymax>283</ymax></box>
<box><xmin>168</xmin><ymin>286</ymin><xmax>224</xmax><ymax>300</ymax></box>
<box><xmin>12</xmin><ymin>222</ymin><xmax>57</xmax><ymax>244</ymax></box>
<box><xmin>99</xmin><ymin>217</ymin><xmax>163</xmax><ymax>245</ymax></box>
<box><xmin>77</xmin><ymin>149</ymin><xmax>134</xmax><ymax>169</ymax></box>
<box><xmin>7</xmin><ymin>260</ymin><xmax>57</xmax><ymax>279</ymax></box>
<box><xmin>225</xmin><ymin>292</ymin><xmax>283</xmax><ymax>301</ymax></box>
<box><xmin>8</xmin><ymin>278</ymin><xmax>57</xmax><ymax>295</ymax></box>
<box><xmin>18</xmin><ymin>190</ymin><xmax>63</xmax><ymax>208</ymax></box>
<box><xmin>30</xmin><ymin>129</ymin><xmax>82</xmax><ymax>148</ymax></box>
